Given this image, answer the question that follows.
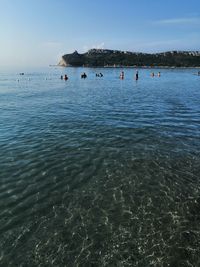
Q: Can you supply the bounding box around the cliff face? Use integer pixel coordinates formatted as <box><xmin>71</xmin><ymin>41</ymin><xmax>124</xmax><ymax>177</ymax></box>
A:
<box><xmin>59</xmin><ymin>51</ymin><xmax>84</xmax><ymax>67</ymax></box>
<box><xmin>58</xmin><ymin>49</ymin><xmax>200</xmax><ymax>67</ymax></box>
<box><xmin>58</xmin><ymin>57</ymin><xmax>68</xmax><ymax>67</ymax></box>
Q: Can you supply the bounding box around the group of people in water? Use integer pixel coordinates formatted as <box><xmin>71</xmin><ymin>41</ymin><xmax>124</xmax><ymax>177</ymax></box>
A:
<box><xmin>16</xmin><ymin>70</ymin><xmax>200</xmax><ymax>82</ymax></box>
<box><xmin>59</xmin><ymin>69</ymin><xmax>200</xmax><ymax>81</ymax></box>
<box><xmin>119</xmin><ymin>70</ymin><xmax>161</xmax><ymax>80</ymax></box>
<box><xmin>96</xmin><ymin>73</ymin><xmax>103</xmax><ymax>77</ymax></box>
<box><xmin>61</xmin><ymin>73</ymin><xmax>87</xmax><ymax>80</ymax></box>
<box><xmin>119</xmin><ymin>71</ymin><xmax>139</xmax><ymax>80</ymax></box>
<box><xmin>60</xmin><ymin>71</ymin><xmax>162</xmax><ymax>81</ymax></box>
<box><xmin>150</xmin><ymin>71</ymin><xmax>161</xmax><ymax>77</ymax></box>
<box><xmin>60</xmin><ymin>74</ymin><xmax>68</xmax><ymax>80</ymax></box>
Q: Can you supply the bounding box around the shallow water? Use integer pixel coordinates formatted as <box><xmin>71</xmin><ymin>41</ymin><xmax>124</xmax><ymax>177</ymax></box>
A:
<box><xmin>0</xmin><ymin>67</ymin><xmax>200</xmax><ymax>266</ymax></box>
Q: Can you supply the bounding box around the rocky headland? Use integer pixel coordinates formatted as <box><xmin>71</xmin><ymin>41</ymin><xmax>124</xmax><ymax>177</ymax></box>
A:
<box><xmin>58</xmin><ymin>49</ymin><xmax>200</xmax><ymax>67</ymax></box>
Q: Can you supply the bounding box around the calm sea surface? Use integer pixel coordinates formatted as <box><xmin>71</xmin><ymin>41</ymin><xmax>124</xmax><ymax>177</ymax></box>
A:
<box><xmin>0</xmin><ymin>67</ymin><xmax>200</xmax><ymax>266</ymax></box>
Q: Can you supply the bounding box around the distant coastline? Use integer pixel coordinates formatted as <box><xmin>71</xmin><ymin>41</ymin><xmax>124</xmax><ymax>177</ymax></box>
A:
<box><xmin>103</xmin><ymin>66</ymin><xmax>200</xmax><ymax>69</ymax></box>
<box><xmin>55</xmin><ymin>65</ymin><xmax>200</xmax><ymax>69</ymax></box>
<box><xmin>103</xmin><ymin>66</ymin><xmax>200</xmax><ymax>68</ymax></box>
<box><xmin>58</xmin><ymin>49</ymin><xmax>200</xmax><ymax>68</ymax></box>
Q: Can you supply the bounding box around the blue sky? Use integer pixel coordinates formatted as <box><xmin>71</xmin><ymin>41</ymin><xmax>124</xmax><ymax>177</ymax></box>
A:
<box><xmin>0</xmin><ymin>0</ymin><xmax>200</xmax><ymax>67</ymax></box>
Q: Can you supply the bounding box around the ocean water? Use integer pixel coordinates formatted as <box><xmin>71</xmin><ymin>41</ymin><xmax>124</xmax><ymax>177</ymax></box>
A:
<box><xmin>0</xmin><ymin>67</ymin><xmax>200</xmax><ymax>267</ymax></box>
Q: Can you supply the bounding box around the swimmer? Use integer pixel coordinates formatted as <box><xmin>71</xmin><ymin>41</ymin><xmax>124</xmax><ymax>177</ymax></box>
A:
<box><xmin>81</xmin><ymin>73</ymin><xmax>87</xmax><ymax>78</ymax></box>
<box><xmin>158</xmin><ymin>72</ymin><xmax>161</xmax><ymax>77</ymax></box>
<box><xmin>64</xmin><ymin>74</ymin><xmax>68</xmax><ymax>80</ymax></box>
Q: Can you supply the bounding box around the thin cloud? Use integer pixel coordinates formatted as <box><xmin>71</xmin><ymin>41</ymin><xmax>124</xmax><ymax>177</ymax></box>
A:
<box><xmin>154</xmin><ymin>17</ymin><xmax>200</xmax><ymax>25</ymax></box>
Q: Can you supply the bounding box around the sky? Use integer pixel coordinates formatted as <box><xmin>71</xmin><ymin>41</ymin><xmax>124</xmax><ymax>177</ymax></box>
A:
<box><xmin>0</xmin><ymin>0</ymin><xmax>200</xmax><ymax>67</ymax></box>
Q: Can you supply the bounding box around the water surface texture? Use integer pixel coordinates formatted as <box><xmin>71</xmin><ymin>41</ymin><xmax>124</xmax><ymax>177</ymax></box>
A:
<box><xmin>0</xmin><ymin>67</ymin><xmax>200</xmax><ymax>266</ymax></box>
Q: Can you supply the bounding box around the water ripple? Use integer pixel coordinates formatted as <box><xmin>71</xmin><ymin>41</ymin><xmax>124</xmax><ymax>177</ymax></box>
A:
<box><xmin>0</xmin><ymin>67</ymin><xmax>200</xmax><ymax>266</ymax></box>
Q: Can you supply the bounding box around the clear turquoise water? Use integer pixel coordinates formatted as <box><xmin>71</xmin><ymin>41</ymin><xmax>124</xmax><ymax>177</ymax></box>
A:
<box><xmin>0</xmin><ymin>67</ymin><xmax>200</xmax><ymax>266</ymax></box>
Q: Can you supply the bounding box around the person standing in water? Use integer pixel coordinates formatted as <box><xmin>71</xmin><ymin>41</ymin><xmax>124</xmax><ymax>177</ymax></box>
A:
<box><xmin>135</xmin><ymin>70</ymin><xmax>139</xmax><ymax>80</ymax></box>
<box><xmin>120</xmin><ymin>71</ymin><xmax>124</xmax><ymax>79</ymax></box>
<box><xmin>151</xmin><ymin>72</ymin><xmax>154</xmax><ymax>77</ymax></box>
<box><xmin>158</xmin><ymin>72</ymin><xmax>161</xmax><ymax>77</ymax></box>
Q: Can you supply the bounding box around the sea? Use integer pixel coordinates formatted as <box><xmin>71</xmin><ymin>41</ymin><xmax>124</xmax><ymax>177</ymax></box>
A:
<box><xmin>0</xmin><ymin>67</ymin><xmax>200</xmax><ymax>267</ymax></box>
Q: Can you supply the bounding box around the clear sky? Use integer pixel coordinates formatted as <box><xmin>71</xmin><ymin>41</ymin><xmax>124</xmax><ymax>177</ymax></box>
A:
<box><xmin>0</xmin><ymin>0</ymin><xmax>200</xmax><ymax>67</ymax></box>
